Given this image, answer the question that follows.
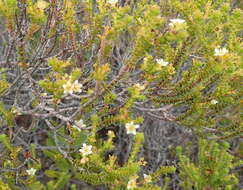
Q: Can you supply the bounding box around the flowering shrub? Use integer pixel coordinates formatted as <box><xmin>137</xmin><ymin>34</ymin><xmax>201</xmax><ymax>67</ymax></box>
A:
<box><xmin>0</xmin><ymin>0</ymin><xmax>242</xmax><ymax>189</ymax></box>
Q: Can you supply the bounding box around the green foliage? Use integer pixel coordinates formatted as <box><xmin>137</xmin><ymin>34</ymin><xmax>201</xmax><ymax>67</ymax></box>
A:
<box><xmin>0</xmin><ymin>102</ymin><xmax>14</xmax><ymax>126</ymax></box>
<box><xmin>177</xmin><ymin>139</ymin><xmax>241</xmax><ymax>190</ymax></box>
<box><xmin>0</xmin><ymin>80</ymin><xmax>9</xmax><ymax>94</ymax></box>
<box><xmin>0</xmin><ymin>180</ymin><xmax>11</xmax><ymax>190</ymax></box>
<box><xmin>0</xmin><ymin>0</ymin><xmax>17</xmax><ymax>18</ymax></box>
<box><xmin>48</xmin><ymin>57</ymin><xmax>72</xmax><ymax>73</ymax></box>
<box><xmin>0</xmin><ymin>134</ymin><xmax>13</xmax><ymax>151</ymax></box>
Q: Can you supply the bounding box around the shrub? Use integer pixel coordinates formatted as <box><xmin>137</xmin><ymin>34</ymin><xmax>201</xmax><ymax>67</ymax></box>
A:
<box><xmin>0</xmin><ymin>0</ymin><xmax>242</xmax><ymax>189</ymax></box>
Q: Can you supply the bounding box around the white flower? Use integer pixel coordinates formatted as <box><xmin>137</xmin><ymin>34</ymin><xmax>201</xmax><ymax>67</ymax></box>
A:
<box><xmin>79</xmin><ymin>143</ymin><xmax>92</xmax><ymax>157</ymax></box>
<box><xmin>127</xmin><ymin>178</ymin><xmax>137</xmax><ymax>189</ymax></box>
<box><xmin>72</xmin><ymin>80</ymin><xmax>82</xmax><ymax>93</ymax></box>
<box><xmin>214</xmin><ymin>47</ymin><xmax>228</xmax><ymax>56</ymax></box>
<box><xmin>125</xmin><ymin>121</ymin><xmax>139</xmax><ymax>135</ymax></box>
<box><xmin>156</xmin><ymin>58</ymin><xmax>169</xmax><ymax>67</ymax></box>
<box><xmin>143</xmin><ymin>174</ymin><xmax>152</xmax><ymax>183</ymax></box>
<box><xmin>211</xmin><ymin>99</ymin><xmax>218</xmax><ymax>105</ymax></box>
<box><xmin>107</xmin><ymin>0</ymin><xmax>118</xmax><ymax>5</ymax></box>
<box><xmin>63</xmin><ymin>80</ymin><xmax>74</xmax><ymax>94</ymax></box>
<box><xmin>63</xmin><ymin>80</ymin><xmax>82</xmax><ymax>95</ymax></box>
<box><xmin>169</xmin><ymin>18</ymin><xmax>186</xmax><ymax>28</ymax></box>
<box><xmin>134</xmin><ymin>83</ymin><xmax>145</xmax><ymax>91</ymax></box>
<box><xmin>41</xmin><ymin>92</ymin><xmax>48</xmax><ymax>97</ymax></box>
<box><xmin>26</xmin><ymin>168</ymin><xmax>37</xmax><ymax>176</ymax></box>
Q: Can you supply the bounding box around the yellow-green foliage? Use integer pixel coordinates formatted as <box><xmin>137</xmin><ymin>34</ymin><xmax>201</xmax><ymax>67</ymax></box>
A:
<box><xmin>0</xmin><ymin>0</ymin><xmax>242</xmax><ymax>189</ymax></box>
<box><xmin>0</xmin><ymin>180</ymin><xmax>11</xmax><ymax>190</ymax></box>
<box><xmin>177</xmin><ymin>139</ymin><xmax>242</xmax><ymax>190</ymax></box>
